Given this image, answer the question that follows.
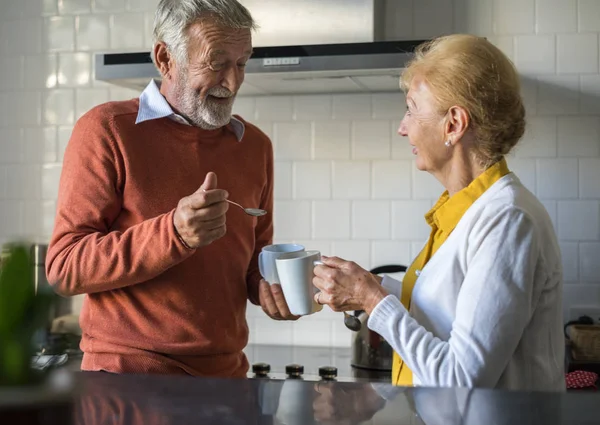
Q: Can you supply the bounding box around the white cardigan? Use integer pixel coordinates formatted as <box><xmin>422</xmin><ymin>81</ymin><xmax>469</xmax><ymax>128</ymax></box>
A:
<box><xmin>368</xmin><ymin>173</ymin><xmax>565</xmax><ymax>391</ymax></box>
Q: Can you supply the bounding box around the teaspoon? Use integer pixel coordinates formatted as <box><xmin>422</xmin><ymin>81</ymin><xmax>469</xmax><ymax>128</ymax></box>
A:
<box><xmin>226</xmin><ymin>199</ymin><xmax>267</xmax><ymax>217</ymax></box>
<box><xmin>343</xmin><ymin>311</ymin><xmax>362</xmax><ymax>332</ymax></box>
<box><xmin>203</xmin><ymin>189</ymin><xmax>267</xmax><ymax>217</ymax></box>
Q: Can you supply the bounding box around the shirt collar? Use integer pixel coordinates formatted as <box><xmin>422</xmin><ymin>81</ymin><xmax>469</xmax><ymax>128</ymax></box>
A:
<box><xmin>425</xmin><ymin>157</ymin><xmax>511</xmax><ymax>235</ymax></box>
<box><xmin>136</xmin><ymin>79</ymin><xmax>245</xmax><ymax>142</ymax></box>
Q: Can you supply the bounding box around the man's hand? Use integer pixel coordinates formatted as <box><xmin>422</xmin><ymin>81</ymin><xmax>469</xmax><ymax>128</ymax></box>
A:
<box><xmin>173</xmin><ymin>172</ymin><xmax>229</xmax><ymax>249</ymax></box>
<box><xmin>259</xmin><ymin>280</ymin><xmax>300</xmax><ymax>321</ymax></box>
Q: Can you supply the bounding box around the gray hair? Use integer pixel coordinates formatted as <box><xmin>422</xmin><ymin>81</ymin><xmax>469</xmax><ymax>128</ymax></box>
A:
<box><xmin>151</xmin><ymin>0</ymin><xmax>257</xmax><ymax>68</ymax></box>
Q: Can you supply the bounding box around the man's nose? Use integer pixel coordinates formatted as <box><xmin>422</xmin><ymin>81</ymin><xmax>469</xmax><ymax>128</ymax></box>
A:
<box><xmin>221</xmin><ymin>66</ymin><xmax>244</xmax><ymax>93</ymax></box>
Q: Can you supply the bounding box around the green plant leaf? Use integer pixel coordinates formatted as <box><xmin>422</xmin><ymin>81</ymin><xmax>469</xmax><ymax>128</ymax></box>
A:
<box><xmin>0</xmin><ymin>338</ymin><xmax>30</xmax><ymax>385</ymax></box>
<box><xmin>0</xmin><ymin>245</ymin><xmax>35</xmax><ymax>337</ymax></box>
<box><xmin>0</xmin><ymin>243</ymin><xmax>60</xmax><ymax>386</ymax></box>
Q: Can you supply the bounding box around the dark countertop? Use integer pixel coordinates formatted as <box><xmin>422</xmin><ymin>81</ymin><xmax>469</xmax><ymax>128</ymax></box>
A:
<box><xmin>4</xmin><ymin>371</ymin><xmax>600</xmax><ymax>425</ymax></box>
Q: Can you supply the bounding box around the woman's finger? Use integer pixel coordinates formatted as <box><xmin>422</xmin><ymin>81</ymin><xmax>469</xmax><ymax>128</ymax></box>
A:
<box><xmin>314</xmin><ymin>291</ymin><xmax>331</xmax><ymax>306</ymax></box>
<box><xmin>320</xmin><ymin>255</ymin><xmax>347</xmax><ymax>268</ymax></box>
<box><xmin>314</xmin><ymin>265</ymin><xmax>342</xmax><ymax>286</ymax></box>
<box><xmin>312</xmin><ymin>275</ymin><xmax>327</xmax><ymax>291</ymax></box>
<box><xmin>313</xmin><ymin>263</ymin><xmax>330</xmax><ymax>278</ymax></box>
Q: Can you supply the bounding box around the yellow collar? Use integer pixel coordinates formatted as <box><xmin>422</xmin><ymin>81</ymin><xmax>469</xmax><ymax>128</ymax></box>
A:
<box><xmin>425</xmin><ymin>158</ymin><xmax>510</xmax><ymax>234</ymax></box>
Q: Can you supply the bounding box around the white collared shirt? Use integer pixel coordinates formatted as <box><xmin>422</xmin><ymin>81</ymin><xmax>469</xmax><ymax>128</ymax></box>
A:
<box><xmin>136</xmin><ymin>80</ymin><xmax>245</xmax><ymax>141</ymax></box>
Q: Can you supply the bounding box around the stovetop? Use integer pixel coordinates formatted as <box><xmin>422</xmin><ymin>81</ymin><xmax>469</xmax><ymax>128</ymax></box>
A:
<box><xmin>36</xmin><ymin>333</ymin><xmax>392</xmax><ymax>383</ymax></box>
<box><xmin>243</xmin><ymin>344</ymin><xmax>391</xmax><ymax>383</ymax></box>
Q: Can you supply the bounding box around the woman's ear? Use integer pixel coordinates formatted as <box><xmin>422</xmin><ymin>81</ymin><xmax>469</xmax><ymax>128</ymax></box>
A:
<box><xmin>444</xmin><ymin>106</ymin><xmax>470</xmax><ymax>145</ymax></box>
<box><xmin>154</xmin><ymin>42</ymin><xmax>173</xmax><ymax>80</ymax></box>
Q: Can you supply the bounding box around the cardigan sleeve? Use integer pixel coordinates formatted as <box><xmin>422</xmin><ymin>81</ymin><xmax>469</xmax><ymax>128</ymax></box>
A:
<box><xmin>367</xmin><ymin>206</ymin><xmax>545</xmax><ymax>387</ymax></box>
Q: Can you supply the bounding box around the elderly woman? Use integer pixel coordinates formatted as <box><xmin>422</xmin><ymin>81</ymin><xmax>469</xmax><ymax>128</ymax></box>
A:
<box><xmin>313</xmin><ymin>34</ymin><xmax>564</xmax><ymax>391</ymax></box>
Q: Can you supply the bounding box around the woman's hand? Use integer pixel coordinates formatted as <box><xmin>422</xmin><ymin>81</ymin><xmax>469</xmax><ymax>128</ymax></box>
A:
<box><xmin>312</xmin><ymin>256</ymin><xmax>389</xmax><ymax>315</ymax></box>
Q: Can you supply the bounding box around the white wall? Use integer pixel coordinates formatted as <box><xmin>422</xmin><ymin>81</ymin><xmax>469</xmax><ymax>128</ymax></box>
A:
<box><xmin>0</xmin><ymin>0</ymin><xmax>599</xmax><ymax>348</ymax></box>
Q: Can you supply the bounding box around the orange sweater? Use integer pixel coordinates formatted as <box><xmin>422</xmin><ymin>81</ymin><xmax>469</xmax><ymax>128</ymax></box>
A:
<box><xmin>46</xmin><ymin>99</ymin><xmax>273</xmax><ymax>377</ymax></box>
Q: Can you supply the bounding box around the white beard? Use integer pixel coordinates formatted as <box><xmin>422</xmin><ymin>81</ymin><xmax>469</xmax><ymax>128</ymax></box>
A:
<box><xmin>175</xmin><ymin>71</ymin><xmax>236</xmax><ymax>130</ymax></box>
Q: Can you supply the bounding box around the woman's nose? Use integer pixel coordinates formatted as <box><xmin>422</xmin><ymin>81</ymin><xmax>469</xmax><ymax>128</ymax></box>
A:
<box><xmin>398</xmin><ymin>116</ymin><xmax>408</xmax><ymax>137</ymax></box>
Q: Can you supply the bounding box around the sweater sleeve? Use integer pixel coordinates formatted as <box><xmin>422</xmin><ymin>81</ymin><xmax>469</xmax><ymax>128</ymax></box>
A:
<box><xmin>46</xmin><ymin>110</ymin><xmax>195</xmax><ymax>296</ymax></box>
<box><xmin>245</xmin><ymin>135</ymin><xmax>275</xmax><ymax>305</ymax></box>
<box><xmin>367</xmin><ymin>207</ymin><xmax>543</xmax><ymax>387</ymax></box>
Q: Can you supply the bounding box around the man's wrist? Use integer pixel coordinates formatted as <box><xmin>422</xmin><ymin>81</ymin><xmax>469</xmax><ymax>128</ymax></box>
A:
<box><xmin>172</xmin><ymin>215</ymin><xmax>194</xmax><ymax>250</ymax></box>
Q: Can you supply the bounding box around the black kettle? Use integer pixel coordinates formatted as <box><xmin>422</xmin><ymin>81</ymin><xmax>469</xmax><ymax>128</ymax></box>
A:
<box><xmin>350</xmin><ymin>265</ymin><xmax>407</xmax><ymax>372</ymax></box>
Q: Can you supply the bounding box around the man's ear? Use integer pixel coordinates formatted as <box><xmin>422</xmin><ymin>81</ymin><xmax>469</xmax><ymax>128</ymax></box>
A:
<box><xmin>444</xmin><ymin>105</ymin><xmax>470</xmax><ymax>146</ymax></box>
<box><xmin>154</xmin><ymin>42</ymin><xmax>174</xmax><ymax>79</ymax></box>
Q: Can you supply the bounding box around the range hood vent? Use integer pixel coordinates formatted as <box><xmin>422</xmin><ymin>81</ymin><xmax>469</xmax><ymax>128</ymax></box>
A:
<box><xmin>95</xmin><ymin>40</ymin><xmax>424</xmax><ymax>97</ymax></box>
<box><xmin>94</xmin><ymin>0</ymin><xmax>426</xmax><ymax>96</ymax></box>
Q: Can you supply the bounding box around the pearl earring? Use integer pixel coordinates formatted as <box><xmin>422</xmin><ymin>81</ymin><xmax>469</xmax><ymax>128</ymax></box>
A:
<box><xmin>445</xmin><ymin>140</ymin><xmax>452</xmax><ymax>147</ymax></box>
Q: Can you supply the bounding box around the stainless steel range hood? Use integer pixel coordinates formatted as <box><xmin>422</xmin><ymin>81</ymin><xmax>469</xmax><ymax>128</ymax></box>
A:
<box><xmin>94</xmin><ymin>0</ymin><xmax>426</xmax><ymax>96</ymax></box>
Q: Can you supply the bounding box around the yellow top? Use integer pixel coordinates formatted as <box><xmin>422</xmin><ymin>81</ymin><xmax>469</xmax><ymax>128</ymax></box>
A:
<box><xmin>392</xmin><ymin>158</ymin><xmax>511</xmax><ymax>386</ymax></box>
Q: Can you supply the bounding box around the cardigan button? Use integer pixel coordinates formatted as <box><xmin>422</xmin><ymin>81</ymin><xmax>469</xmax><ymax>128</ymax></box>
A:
<box><xmin>415</xmin><ymin>269</ymin><xmax>421</xmax><ymax>276</ymax></box>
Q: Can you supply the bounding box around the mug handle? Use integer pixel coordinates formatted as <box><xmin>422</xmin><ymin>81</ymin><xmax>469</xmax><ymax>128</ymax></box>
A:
<box><xmin>258</xmin><ymin>251</ymin><xmax>265</xmax><ymax>279</ymax></box>
<box><xmin>312</xmin><ymin>260</ymin><xmax>325</xmax><ymax>311</ymax></box>
<box><xmin>312</xmin><ymin>260</ymin><xmax>324</xmax><ymax>295</ymax></box>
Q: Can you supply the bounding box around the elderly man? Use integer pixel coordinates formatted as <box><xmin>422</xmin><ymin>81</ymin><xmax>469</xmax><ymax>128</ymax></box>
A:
<box><xmin>46</xmin><ymin>0</ymin><xmax>296</xmax><ymax>378</ymax></box>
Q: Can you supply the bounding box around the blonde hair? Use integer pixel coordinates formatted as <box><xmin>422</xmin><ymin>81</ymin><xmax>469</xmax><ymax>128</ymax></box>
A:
<box><xmin>401</xmin><ymin>34</ymin><xmax>525</xmax><ymax>167</ymax></box>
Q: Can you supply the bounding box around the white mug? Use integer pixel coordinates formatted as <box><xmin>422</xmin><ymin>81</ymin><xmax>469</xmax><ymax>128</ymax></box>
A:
<box><xmin>258</xmin><ymin>243</ymin><xmax>305</xmax><ymax>284</ymax></box>
<box><xmin>275</xmin><ymin>250</ymin><xmax>324</xmax><ymax>316</ymax></box>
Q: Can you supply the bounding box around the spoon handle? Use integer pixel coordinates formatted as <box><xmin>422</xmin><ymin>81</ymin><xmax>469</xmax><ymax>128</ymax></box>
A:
<box><xmin>202</xmin><ymin>189</ymin><xmax>247</xmax><ymax>212</ymax></box>
<box><xmin>225</xmin><ymin>199</ymin><xmax>245</xmax><ymax>211</ymax></box>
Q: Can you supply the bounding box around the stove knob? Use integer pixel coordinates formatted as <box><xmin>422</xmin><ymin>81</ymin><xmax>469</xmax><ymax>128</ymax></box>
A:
<box><xmin>285</xmin><ymin>364</ymin><xmax>304</xmax><ymax>379</ymax></box>
<box><xmin>318</xmin><ymin>366</ymin><xmax>338</xmax><ymax>381</ymax></box>
<box><xmin>252</xmin><ymin>362</ymin><xmax>271</xmax><ymax>378</ymax></box>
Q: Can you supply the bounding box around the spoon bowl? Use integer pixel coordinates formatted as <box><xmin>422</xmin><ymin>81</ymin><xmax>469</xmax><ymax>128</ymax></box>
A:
<box><xmin>227</xmin><ymin>201</ymin><xmax>267</xmax><ymax>217</ymax></box>
<box><xmin>343</xmin><ymin>311</ymin><xmax>362</xmax><ymax>332</ymax></box>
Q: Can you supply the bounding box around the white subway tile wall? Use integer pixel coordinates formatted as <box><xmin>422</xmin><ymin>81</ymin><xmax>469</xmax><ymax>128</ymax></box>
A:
<box><xmin>535</xmin><ymin>0</ymin><xmax>577</xmax><ymax>34</ymax></box>
<box><xmin>514</xmin><ymin>35</ymin><xmax>556</xmax><ymax>75</ymax></box>
<box><xmin>1</xmin><ymin>0</ymin><xmax>599</xmax><ymax>348</ymax></box>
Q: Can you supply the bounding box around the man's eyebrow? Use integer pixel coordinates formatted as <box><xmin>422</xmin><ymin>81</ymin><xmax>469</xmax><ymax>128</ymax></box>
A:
<box><xmin>210</xmin><ymin>49</ymin><xmax>254</xmax><ymax>57</ymax></box>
